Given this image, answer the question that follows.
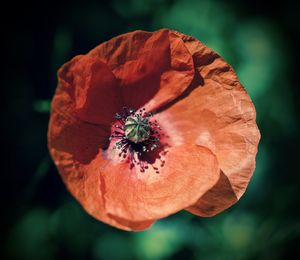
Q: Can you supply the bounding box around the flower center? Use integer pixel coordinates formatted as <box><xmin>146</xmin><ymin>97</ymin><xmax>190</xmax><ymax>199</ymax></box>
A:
<box><xmin>124</xmin><ymin>115</ymin><xmax>151</xmax><ymax>143</ymax></box>
<box><xmin>109</xmin><ymin>107</ymin><xmax>162</xmax><ymax>171</ymax></box>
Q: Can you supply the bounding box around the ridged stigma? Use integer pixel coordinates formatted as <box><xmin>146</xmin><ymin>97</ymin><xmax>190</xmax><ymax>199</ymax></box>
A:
<box><xmin>124</xmin><ymin>115</ymin><xmax>151</xmax><ymax>143</ymax></box>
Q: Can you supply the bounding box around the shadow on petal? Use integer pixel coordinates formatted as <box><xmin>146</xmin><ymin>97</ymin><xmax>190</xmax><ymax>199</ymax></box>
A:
<box><xmin>138</xmin><ymin>144</ymin><xmax>168</xmax><ymax>167</ymax></box>
<box><xmin>49</xmin><ymin>110</ymin><xmax>110</xmax><ymax>165</ymax></box>
<box><xmin>75</xmin><ymin>58</ymin><xmax>122</xmax><ymax>126</ymax></box>
<box><xmin>155</xmin><ymin>64</ymin><xmax>204</xmax><ymax>114</ymax></box>
<box><xmin>186</xmin><ymin>170</ymin><xmax>238</xmax><ymax>217</ymax></box>
<box><xmin>90</xmin><ymin>29</ymin><xmax>195</xmax><ymax>112</ymax></box>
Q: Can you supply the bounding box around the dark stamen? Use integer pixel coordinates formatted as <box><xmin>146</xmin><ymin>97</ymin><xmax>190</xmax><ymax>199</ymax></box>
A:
<box><xmin>109</xmin><ymin>107</ymin><xmax>162</xmax><ymax>172</ymax></box>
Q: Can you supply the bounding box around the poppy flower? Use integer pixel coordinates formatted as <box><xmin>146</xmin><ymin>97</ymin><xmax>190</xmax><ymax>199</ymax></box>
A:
<box><xmin>48</xmin><ymin>29</ymin><xmax>260</xmax><ymax>231</ymax></box>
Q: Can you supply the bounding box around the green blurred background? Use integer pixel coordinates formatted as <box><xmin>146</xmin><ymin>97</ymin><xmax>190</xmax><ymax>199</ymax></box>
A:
<box><xmin>2</xmin><ymin>0</ymin><xmax>300</xmax><ymax>259</ymax></box>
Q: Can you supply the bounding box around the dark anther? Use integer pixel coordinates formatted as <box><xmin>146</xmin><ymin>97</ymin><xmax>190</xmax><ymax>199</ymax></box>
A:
<box><xmin>109</xmin><ymin>107</ymin><xmax>162</xmax><ymax>172</ymax></box>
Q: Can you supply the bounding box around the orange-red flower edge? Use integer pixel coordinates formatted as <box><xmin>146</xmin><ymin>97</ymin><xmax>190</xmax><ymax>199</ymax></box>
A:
<box><xmin>48</xmin><ymin>29</ymin><xmax>260</xmax><ymax>231</ymax></box>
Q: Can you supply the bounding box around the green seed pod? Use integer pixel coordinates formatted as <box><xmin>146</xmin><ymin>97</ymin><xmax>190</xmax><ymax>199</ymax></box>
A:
<box><xmin>124</xmin><ymin>116</ymin><xmax>151</xmax><ymax>143</ymax></box>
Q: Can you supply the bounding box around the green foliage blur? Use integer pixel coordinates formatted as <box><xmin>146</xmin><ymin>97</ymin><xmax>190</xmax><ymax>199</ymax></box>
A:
<box><xmin>2</xmin><ymin>0</ymin><xmax>300</xmax><ymax>259</ymax></box>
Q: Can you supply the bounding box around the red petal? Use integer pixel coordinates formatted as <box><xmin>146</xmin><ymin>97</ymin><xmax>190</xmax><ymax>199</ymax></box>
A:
<box><xmin>49</xmin><ymin>29</ymin><xmax>260</xmax><ymax>229</ymax></box>
<box><xmin>49</xmin><ymin>64</ymin><xmax>153</xmax><ymax>230</ymax></box>
<box><xmin>48</xmin><ymin>96</ymin><xmax>219</xmax><ymax>227</ymax></box>
<box><xmin>89</xmin><ymin>29</ymin><xmax>194</xmax><ymax>111</ymax></box>
<box><xmin>58</xmin><ymin>55</ymin><xmax>122</xmax><ymax>126</ymax></box>
<box><xmin>158</xmin><ymin>32</ymin><xmax>260</xmax><ymax>216</ymax></box>
<box><xmin>98</xmin><ymin>145</ymin><xmax>219</xmax><ymax>222</ymax></box>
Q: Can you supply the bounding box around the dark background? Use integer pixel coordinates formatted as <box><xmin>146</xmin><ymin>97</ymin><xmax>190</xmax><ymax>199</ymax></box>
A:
<box><xmin>2</xmin><ymin>0</ymin><xmax>300</xmax><ymax>259</ymax></box>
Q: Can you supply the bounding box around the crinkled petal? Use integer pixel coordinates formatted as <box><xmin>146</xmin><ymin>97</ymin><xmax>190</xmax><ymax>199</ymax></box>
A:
<box><xmin>48</xmin><ymin>65</ymin><xmax>154</xmax><ymax>231</ymax></box>
<box><xmin>89</xmin><ymin>29</ymin><xmax>194</xmax><ymax>111</ymax></box>
<box><xmin>51</xmin><ymin>143</ymin><xmax>154</xmax><ymax>230</ymax></box>
<box><xmin>186</xmin><ymin>171</ymin><xmax>237</xmax><ymax>217</ymax></box>
<box><xmin>97</xmin><ymin>145</ymin><xmax>219</xmax><ymax>222</ymax></box>
<box><xmin>48</xmin><ymin>29</ymin><xmax>260</xmax><ymax>230</ymax></box>
<box><xmin>159</xmin><ymin>32</ymin><xmax>260</xmax><ymax>216</ymax></box>
<box><xmin>57</xmin><ymin>54</ymin><xmax>122</xmax><ymax>126</ymax></box>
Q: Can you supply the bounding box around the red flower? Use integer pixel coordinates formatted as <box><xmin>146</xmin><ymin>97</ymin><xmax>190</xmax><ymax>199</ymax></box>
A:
<box><xmin>48</xmin><ymin>29</ymin><xmax>260</xmax><ymax>231</ymax></box>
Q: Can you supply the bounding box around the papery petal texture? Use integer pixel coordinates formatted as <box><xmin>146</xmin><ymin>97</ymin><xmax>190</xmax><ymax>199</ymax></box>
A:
<box><xmin>48</xmin><ymin>29</ymin><xmax>260</xmax><ymax>231</ymax></box>
<box><xmin>160</xmin><ymin>31</ymin><xmax>261</xmax><ymax>216</ymax></box>
<box><xmin>100</xmin><ymin>145</ymin><xmax>219</xmax><ymax>222</ymax></box>
<box><xmin>89</xmin><ymin>29</ymin><xmax>195</xmax><ymax>111</ymax></box>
